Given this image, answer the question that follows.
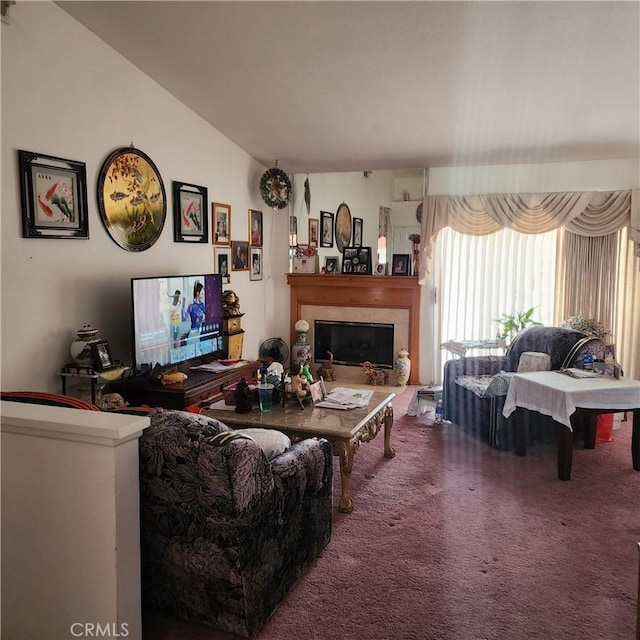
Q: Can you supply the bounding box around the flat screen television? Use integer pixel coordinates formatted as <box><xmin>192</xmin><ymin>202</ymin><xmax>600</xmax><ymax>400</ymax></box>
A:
<box><xmin>131</xmin><ymin>273</ymin><xmax>224</xmax><ymax>373</ymax></box>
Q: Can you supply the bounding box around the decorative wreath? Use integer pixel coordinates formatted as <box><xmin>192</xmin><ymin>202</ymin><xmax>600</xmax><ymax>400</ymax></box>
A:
<box><xmin>260</xmin><ymin>166</ymin><xmax>292</xmax><ymax>209</ymax></box>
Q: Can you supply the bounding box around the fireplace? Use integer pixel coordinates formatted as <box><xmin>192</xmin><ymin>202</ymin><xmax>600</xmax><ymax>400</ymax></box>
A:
<box><xmin>314</xmin><ymin>320</ymin><xmax>394</xmax><ymax>368</ymax></box>
<box><xmin>287</xmin><ymin>274</ymin><xmax>420</xmax><ymax>384</ymax></box>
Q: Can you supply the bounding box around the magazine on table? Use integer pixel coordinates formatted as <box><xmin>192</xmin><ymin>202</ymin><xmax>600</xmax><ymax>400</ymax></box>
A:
<box><xmin>314</xmin><ymin>382</ymin><xmax>373</xmax><ymax>409</ymax></box>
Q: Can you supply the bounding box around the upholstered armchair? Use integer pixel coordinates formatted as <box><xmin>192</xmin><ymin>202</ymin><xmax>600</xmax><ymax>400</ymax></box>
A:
<box><xmin>442</xmin><ymin>326</ymin><xmax>607</xmax><ymax>450</ymax></box>
<box><xmin>139</xmin><ymin>409</ymin><xmax>333</xmax><ymax>637</ymax></box>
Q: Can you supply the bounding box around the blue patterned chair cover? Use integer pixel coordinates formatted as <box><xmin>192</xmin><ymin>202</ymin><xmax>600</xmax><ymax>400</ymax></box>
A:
<box><xmin>442</xmin><ymin>327</ymin><xmax>606</xmax><ymax>450</ymax></box>
<box><xmin>139</xmin><ymin>409</ymin><xmax>333</xmax><ymax>637</ymax></box>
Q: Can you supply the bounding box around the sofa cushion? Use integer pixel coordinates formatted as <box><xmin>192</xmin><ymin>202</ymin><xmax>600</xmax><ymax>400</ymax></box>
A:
<box><xmin>517</xmin><ymin>351</ymin><xmax>552</xmax><ymax>372</ymax></box>
<box><xmin>211</xmin><ymin>428</ymin><xmax>291</xmax><ymax>460</ymax></box>
<box><xmin>236</xmin><ymin>428</ymin><xmax>291</xmax><ymax>459</ymax></box>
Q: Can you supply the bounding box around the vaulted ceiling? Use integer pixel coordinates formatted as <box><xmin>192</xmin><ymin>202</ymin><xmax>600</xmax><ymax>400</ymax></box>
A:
<box><xmin>57</xmin><ymin>1</ymin><xmax>640</xmax><ymax>174</ymax></box>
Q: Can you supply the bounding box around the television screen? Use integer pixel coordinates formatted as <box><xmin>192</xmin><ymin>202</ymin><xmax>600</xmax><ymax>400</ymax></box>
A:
<box><xmin>131</xmin><ymin>273</ymin><xmax>224</xmax><ymax>373</ymax></box>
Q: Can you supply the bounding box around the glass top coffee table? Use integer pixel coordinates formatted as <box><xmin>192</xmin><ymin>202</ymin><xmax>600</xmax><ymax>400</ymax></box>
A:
<box><xmin>205</xmin><ymin>389</ymin><xmax>396</xmax><ymax>513</ymax></box>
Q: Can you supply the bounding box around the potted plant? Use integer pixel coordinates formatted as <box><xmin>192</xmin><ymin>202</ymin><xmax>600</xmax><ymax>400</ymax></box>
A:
<box><xmin>495</xmin><ymin>307</ymin><xmax>542</xmax><ymax>343</ymax></box>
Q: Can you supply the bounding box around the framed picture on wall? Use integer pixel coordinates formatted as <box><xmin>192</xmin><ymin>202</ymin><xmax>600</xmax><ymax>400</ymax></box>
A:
<box><xmin>214</xmin><ymin>246</ymin><xmax>231</xmax><ymax>284</ymax></box>
<box><xmin>18</xmin><ymin>150</ymin><xmax>89</xmax><ymax>239</ymax></box>
<box><xmin>308</xmin><ymin>218</ymin><xmax>319</xmax><ymax>247</ymax></box>
<box><xmin>231</xmin><ymin>240</ymin><xmax>249</xmax><ymax>271</ymax></box>
<box><xmin>334</xmin><ymin>203</ymin><xmax>352</xmax><ymax>253</ymax></box>
<box><xmin>172</xmin><ymin>181</ymin><xmax>208</xmax><ymax>243</ymax></box>
<box><xmin>97</xmin><ymin>146</ymin><xmax>166</xmax><ymax>252</ymax></box>
<box><xmin>320</xmin><ymin>211</ymin><xmax>334</xmax><ymax>247</ymax></box>
<box><xmin>391</xmin><ymin>254</ymin><xmax>410</xmax><ymax>276</ymax></box>
<box><xmin>352</xmin><ymin>217</ymin><xmax>363</xmax><ymax>247</ymax></box>
<box><xmin>250</xmin><ymin>247</ymin><xmax>263</xmax><ymax>281</ymax></box>
<box><xmin>249</xmin><ymin>209</ymin><xmax>263</xmax><ymax>246</ymax></box>
<box><xmin>212</xmin><ymin>202</ymin><xmax>231</xmax><ymax>245</ymax></box>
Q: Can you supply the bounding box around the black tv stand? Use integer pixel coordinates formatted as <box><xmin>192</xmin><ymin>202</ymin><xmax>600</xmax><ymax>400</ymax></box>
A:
<box><xmin>118</xmin><ymin>360</ymin><xmax>261</xmax><ymax>410</ymax></box>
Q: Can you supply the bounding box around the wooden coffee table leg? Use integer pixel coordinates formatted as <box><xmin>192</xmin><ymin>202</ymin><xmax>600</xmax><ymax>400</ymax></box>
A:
<box><xmin>558</xmin><ymin>423</ymin><xmax>573</xmax><ymax>481</ymax></box>
<box><xmin>335</xmin><ymin>442</ymin><xmax>355</xmax><ymax>513</ymax></box>
<box><xmin>383</xmin><ymin>403</ymin><xmax>396</xmax><ymax>459</ymax></box>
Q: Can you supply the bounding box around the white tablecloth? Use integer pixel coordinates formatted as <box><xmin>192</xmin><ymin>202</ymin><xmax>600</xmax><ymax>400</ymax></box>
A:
<box><xmin>502</xmin><ymin>371</ymin><xmax>640</xmax><ymax>429</ymax></box>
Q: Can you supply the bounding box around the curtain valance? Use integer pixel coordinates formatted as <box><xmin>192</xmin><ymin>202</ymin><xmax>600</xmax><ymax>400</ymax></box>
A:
<box><xmin>420</xmin><ymin>189</ymin><xmax>640</xmax><ymax>278</ymax></box>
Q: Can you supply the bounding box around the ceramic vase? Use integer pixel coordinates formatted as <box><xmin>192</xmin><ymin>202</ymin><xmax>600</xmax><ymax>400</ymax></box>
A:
<box><xmin>394</xmin><ymin>348</ymin><xmax>411</xmax><ymax>387</ymax></box>
<box><xmin>70</xmin><ymin>325</ymin><xmax>100</xmax><ymax>367</ymax></box>
<box><xmin>291</xmin><ymin>330</ymin><xmax>311</xmax><ymax>368</ymax></box>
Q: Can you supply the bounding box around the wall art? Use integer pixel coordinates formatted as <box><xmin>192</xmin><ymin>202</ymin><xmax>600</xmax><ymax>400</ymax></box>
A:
<box><xmin>212</xmin><ymin>202</ymin><xmax>231</xmax><ymax>245</ymax></box>
<box><xmin>18</xmin><ymin>150</ymin><xmax>89</xmax><ymax>239</ymax></box>
<box><xmin>214</xmin><ymin>246</ymin><xmax>231</xmax><ymax>284</ymax></box>
<box><xmin>172</xmin><ymin>181</ymin><xmax>208</xmax><ymax>243</ymax></box>
<box><xmin>320</xmin><ymin>211</ymin><xmax>334</xmax><ymax>247</ymax></box>
<box><xmin>353</xmin><ymin>217</ymin><xmax>363</xmax><ymax>247</ymax></box>
<box><xmin>308</xmin><ymin>217</ymin><xmax>319</xmax><ymax>247</ymax></box>
<box><xmin>334</xmin><ymin>203</ymin><xmax>352</xmax><ymax>254</ymax></box>
<box><xmin>249</xmin><ymin>209</ymin><xmax>263</xmax><ymax>246</ymax></box>
<box><xmin>231</xmin><ymin>240</ymin><xmax>249</xmax><ymax>271</ymax></box>
<box><xmin>250</xmin><ymin>247</ymin><xmax>263</xmax><ymax>281</ymax></box>
<box><xmin>97</xmin><ymin>146</ymin><xmax>166</xmax><ymax>251</ymax></box>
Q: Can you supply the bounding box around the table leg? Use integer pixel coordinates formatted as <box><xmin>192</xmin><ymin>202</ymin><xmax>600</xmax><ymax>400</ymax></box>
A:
<box><xmin>335</xmin><ymin>442</ymin><xmax>355</xmax><ymax>513</ymax></box>
<box><xmin>583</xmin><ymin>414</ymin><xmax>597</xmax><ymax>449</ymax></box>
<box><xmin>383</xmin><ymin>403</ymin><xmax>396</xmax><ymax>459</ymax></box>
<box><xmin>558</xmin><ymin>423</ymin><xmax>573</xmax><ymax>481</ymax></box>
<box><xmin>632</xmin><ymin>409</ymin><xmax>639</xmax><ymax>472</ymax></box>
<box><xmin>514</xmin><ymin>408</ymin><xmax>529</xmax><ymax>457</ymax></box>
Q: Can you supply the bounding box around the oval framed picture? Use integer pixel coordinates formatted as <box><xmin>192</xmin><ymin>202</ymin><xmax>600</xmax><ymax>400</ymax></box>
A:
<box><xmin>334</xmin><ymin>202</ymin><xmax>352</xmax><ymax>254</ymax></box>
<box><xmin>97</xmin><ymin>146</ymin><xmax>167</xmax><ymax>251</ymax></box>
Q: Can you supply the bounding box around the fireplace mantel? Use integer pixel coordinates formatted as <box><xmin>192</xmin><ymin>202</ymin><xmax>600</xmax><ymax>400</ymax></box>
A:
<box><xmin>286</xmin><ymin>274</ymin><xmax>420</xmax><ymax>384</ymax></box>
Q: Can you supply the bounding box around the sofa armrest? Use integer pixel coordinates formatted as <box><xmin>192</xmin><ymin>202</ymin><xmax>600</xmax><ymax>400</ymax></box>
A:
<box><xmin>270</xmin><ymin>438</ymin><xmax>333</xmax><ymax>511</ymax></box>
<box><xmin>443</xmin><ymin>355</ymin><xmax>508</xmax><ymax>382</ymax></box>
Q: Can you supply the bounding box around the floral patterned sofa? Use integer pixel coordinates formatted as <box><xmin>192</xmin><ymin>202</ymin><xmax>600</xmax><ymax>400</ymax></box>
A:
<box><xmin>138</xmin><ymin>409</ymin><xmax>333</xmax><ymax>637</ymax></box>
<box><xmin>442</xmin><ymin>326</ymin><xmax>607</xmax><ymax>450</ymax></box>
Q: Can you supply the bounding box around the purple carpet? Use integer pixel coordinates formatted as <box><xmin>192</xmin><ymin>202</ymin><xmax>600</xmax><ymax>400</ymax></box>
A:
<box><xmin>144</xmin><ymin>386</ymin><xmax>639</xmax><ymax>640</ymax></box>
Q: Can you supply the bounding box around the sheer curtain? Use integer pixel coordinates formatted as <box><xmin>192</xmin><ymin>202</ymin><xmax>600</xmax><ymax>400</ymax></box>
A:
<box><xmin>613</xmin><ymin>227</ymin><xmax>640</xmax><ymax>379</ymax></box>
<box><xmin>438</xmin><ymin>227</ymin><xmax>557</xmax><ymax>347</ymax></box>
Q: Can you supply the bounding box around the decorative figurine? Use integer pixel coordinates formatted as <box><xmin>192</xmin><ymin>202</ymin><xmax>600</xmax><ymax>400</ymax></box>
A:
<box><xmin>301</xmin><ymin>364</ymin><xmax>314</xmax><ymax>385</ymax></box>
<box><xmin>234</xmin><ymin>377</ymin><xmax>253</xmax><ymax>413</ymax></box>
<box><xmin>362</xmin><ymin>361</ymin><xmax>389</xmax><ymax>385</ymax></box>
<box><xmin>222</xmin><ymin>290</ymin><xmax>242</xmax><ymax>317</ymax></box>
<box><xmin>316</xmin><ymin>351</ymin><xmax>336</xmax><ymax>381</ymax></box>
<box><xmin>288</xmin><ymin>363</ymin><xmax>309</xmax><ymax>399</ymax></box>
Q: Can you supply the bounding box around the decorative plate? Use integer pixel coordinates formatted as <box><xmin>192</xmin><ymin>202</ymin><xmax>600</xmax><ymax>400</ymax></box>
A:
<box><xmin>260</xmin><ymin>166</ymin><xmax>292</xmax><ymax>209</ymax></box>
<box><xmin>97</xmin><ymin>146</ymin><xmax>166</xmax><ymax>251</ymax></box>
<box><xmin>416</xmin><ymin>202</ymin><xmax>423</xmax><ymax>223</ymax></box>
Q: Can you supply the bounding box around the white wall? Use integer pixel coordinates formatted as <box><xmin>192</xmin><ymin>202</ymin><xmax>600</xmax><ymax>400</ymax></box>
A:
<box><xmin>291</xmin><ymin>170</ymin><xmax>394</xmax><ymax>267</ymax></box>
<box><xmin>1</xmin><ymin>2</ymin><xmax>289</xmax><ymax>392</ymax></box>
<box><xmin>427</xmin><ymin>158</ymin><xmax>640</xmax><ymax>194</ymax></box>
